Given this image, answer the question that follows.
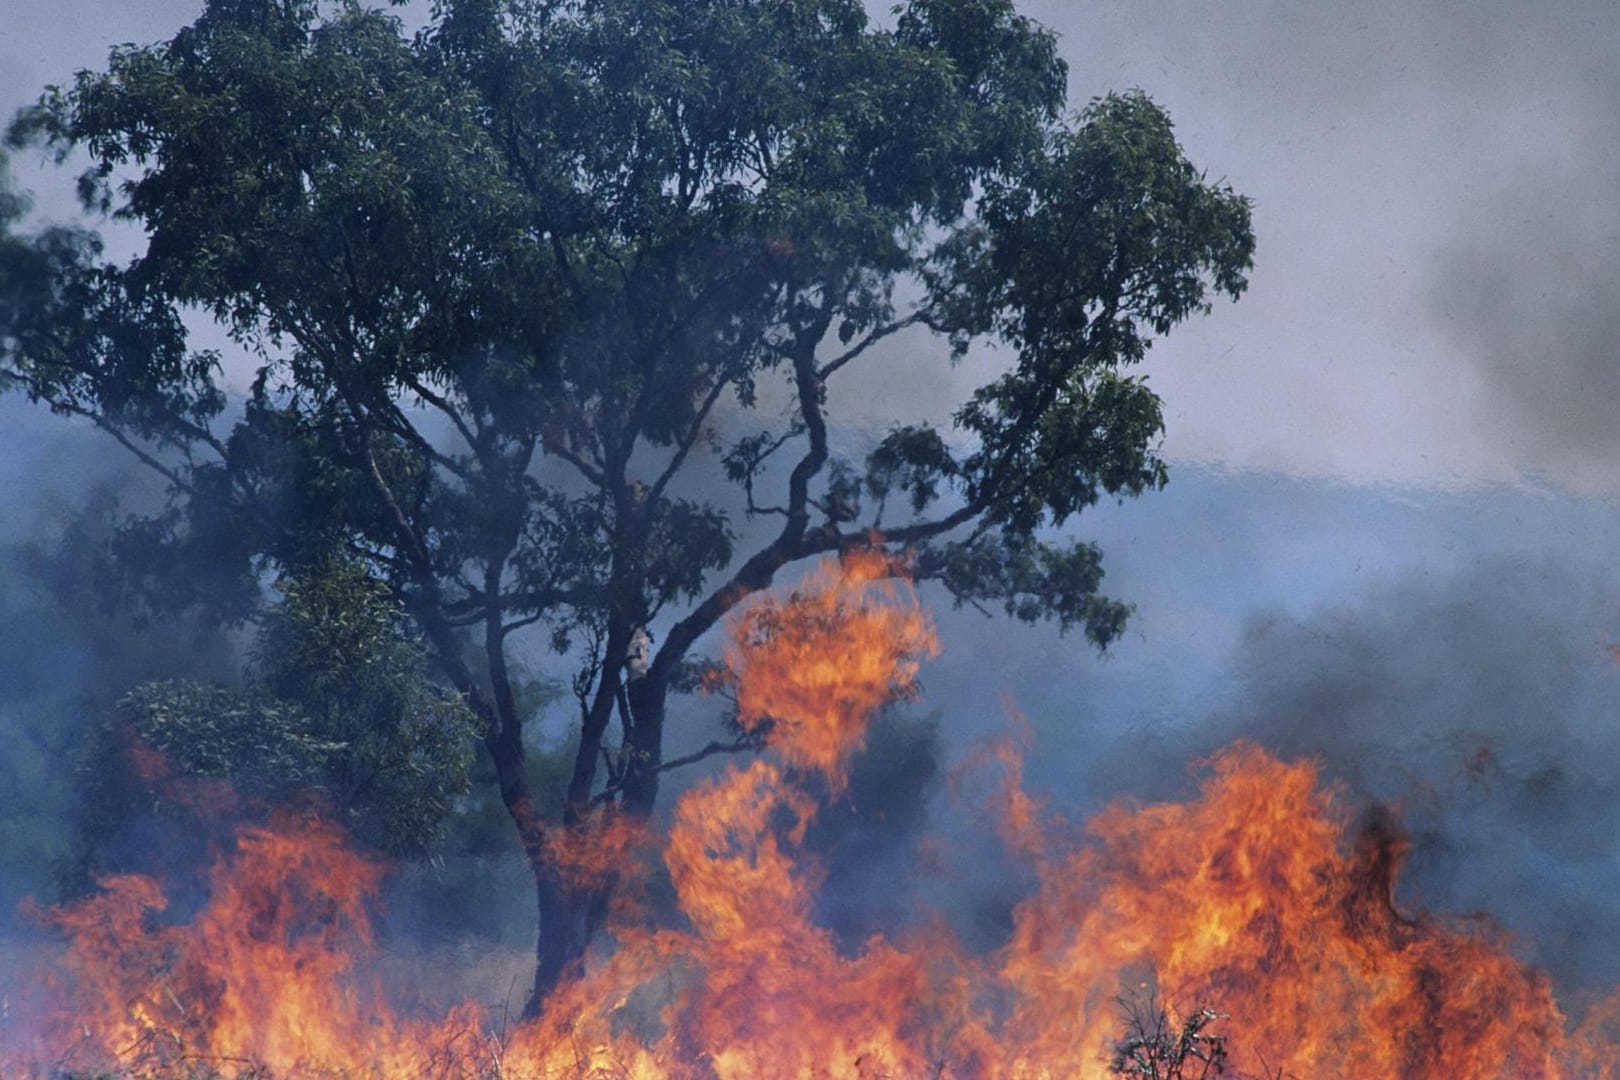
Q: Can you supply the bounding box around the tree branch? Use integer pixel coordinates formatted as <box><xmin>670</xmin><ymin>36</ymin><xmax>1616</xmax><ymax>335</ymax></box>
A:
<box><xmin>647</xmin><ymin>365</ymin><xmax>729</xmax><ymax>505</ymax></box>
<box><xmin>546</xmin><ymin>437</ymin><xmax>608</xmax><ymax>488</ymax></box>
<box><xmin>590</xmin><ymin>734</ymin><xmax>762</xmax><ymax>805</ymax></box>
<box><xmin>816</xmin><ymin>308</ymin><xmax>929</xmax><ymax>380</ymax></box>
<box><xmin>404</xmin><ymin>375</ymin><xmax>483</xmax><ymax>457</ymax></box>
<box><xmin>41</xmin><ymin>397</ymin><xmax>196</xmax><ymax>494</ymax></box>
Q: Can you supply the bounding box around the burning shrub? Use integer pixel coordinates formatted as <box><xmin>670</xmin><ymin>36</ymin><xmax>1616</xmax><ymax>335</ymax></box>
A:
<box><xmin>1109</xmin><ymin>997</ymin><xmax>1231</xmax><ymax>1080</ymax></box>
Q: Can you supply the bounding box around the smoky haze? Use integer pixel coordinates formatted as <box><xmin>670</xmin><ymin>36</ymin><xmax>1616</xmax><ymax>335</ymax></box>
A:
<box><xmin>1014</xmin><ymin>0</ymin><xmax>1620</xmax><ymax>490</ymax></box>
<box><xmin>1427</xmin><ymin>76</ymin><xmax>1620</xmax><ymax>486</ymax></box>
<box><xmin>1207</xmin><ymin>558</ymin><xmax>1620</xmax><ymax>994</ymax></box>
<box><xmin>9</xmin><ymin>1</ymin><xmax>1620</xmax><ymax>489</ymax></box>
<box><xmin>0</xmin><ymin>399</ymin><xmax>237</xmax><ymax>922</ymax></box>
<box><xmin>898</xmin><ymin>472</ymin><xmax>1620</xmax><ymax>997</ymax></box>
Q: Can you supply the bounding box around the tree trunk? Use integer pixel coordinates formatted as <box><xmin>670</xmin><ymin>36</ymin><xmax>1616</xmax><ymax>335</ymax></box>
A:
<box><xmin>621</xmin><ymin>673</ymin><xmax>667</xmax><ymax>816</ymax></box>
<box><xmin>523</xmin><ymin>673</ymin><xmax>667</xmax><ymax>1016</ymax></box>
<box><xmin>526</xmin><ymin>861</ymin><xmax>596</xmax><ymax>1018</ymax></box>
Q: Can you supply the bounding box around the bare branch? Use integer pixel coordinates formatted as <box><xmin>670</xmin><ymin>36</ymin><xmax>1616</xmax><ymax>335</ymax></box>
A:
<box><xmin>404</xmin><ymin>375</ymin><xmax>483</xmax><ymax>456</ymax></box>
<box><xmin>377</xmin><ymin>399</ymin><xmax>479</xmax><ymax>483</ymax></box>
<box><xmin>816</xmin><ymin>309</ymin><xmax>929</xmax><ymax>380</ymax></box>
<box><xmin>546</xmin><ymin>437</ymin><xmax>608</xmax><ymax>488</ymax></box>
<box><xmin>499</xmin><ymin>611</ymin><xmax>546</xmax><ymax>639</ymax></box>
<box><xmin>34</xmin><ymin>395</ymin><xmax>196</xmax><ymax>493</ymax></box>
<box><xmin>591</xmin><ymin>734</ymin><xmax>762</xmax><ymax>805</ymax></box>
<box><xmin>647</xmin><ymin>367</ymin><xmax>729</xmax><ymax>505</ymax></box>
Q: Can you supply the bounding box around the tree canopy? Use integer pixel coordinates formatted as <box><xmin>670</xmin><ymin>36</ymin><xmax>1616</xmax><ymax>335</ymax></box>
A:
<box><xmin>1</xmin><ymin>0</ymin><xmax>1253</xmax><ymax>1010</ymax></box>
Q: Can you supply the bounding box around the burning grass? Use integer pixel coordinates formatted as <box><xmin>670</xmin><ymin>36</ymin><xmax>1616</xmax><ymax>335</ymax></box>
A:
<box><xmin>7</xmin><ymin>555</ymin><xmax>1620</xmax><ymax>1078</ymax></box>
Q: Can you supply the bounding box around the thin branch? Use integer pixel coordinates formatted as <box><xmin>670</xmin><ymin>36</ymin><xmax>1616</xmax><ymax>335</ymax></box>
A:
<box><xmin>159</xmin><ymin>409</ymin><xmax>230</xmax><ymax>464</ymax></box>
<box><xmin>651</xmin><ymin>489</ymin><xmax>987</xmax><ymax>689</ymax></box>
<box><xmin>647</xmin><ymin>367</ymin><xmax>729</xmax><ymax>505</ymax></box>
<box><xmin>378</xmin><ymin>399</ymin><xmax>479</xmax><ymax>483</ymax></box>
<box><xmin>444</xmin><ymin>607</ymin><xmax>491</xmax><ymax>629</ymax></box>
<box><xmin>359</xmin><ymin>439</ymin><xmax>435</xmax><ymax>570</ymax></box>
<box><xmin>600</xmin><ymin>741</ymin><xmax>625</xmax><ymax>789</ymax></box>
<box><xmin>816</xmin><ymin>309</ymin><xmax>929</xmax><ymax>380</ymax></box>
<box><xmin>646</xmin><ymin>307</ymin><xmax>837</xmax><ymax>683</ymax></box>
<box><xmin>753</xmin><ymin>126</ymin><xmax>775</xmax><ymax>177</ymax></box>
<box><xmin>732</xmin><ymin>423</ymin><xmax>802</xmax><ymax>516</ymax></box>
<box><xmin>41</xmin><ymin>397</ymin><xmax>195</xmax><ymax>494</ymax></box>
<box><xmin>404</xmin><ymin>376</ymin><xmax>483</xmax><ymax>456</ymax></box>
<box><xmin>782</xmin><ymin>307</ymin><xmax>837</xmax><ymax>527</ymax></box>
<box><xmin>590</xmin><ymin>735</ymin><xmax>762</xmax><ymax>805</ymax></box>
<box><xmin>499</xmin><ymin>611</ymin><xmax>546</xmax><ymax>639</ymax></box>
<box><xmin>484</xmin><ymin>553</ymin><xmax>523</xmax><ymax>748</ymax></box>
<box><xmin>14</xmin><ymin>318</ymin><xmax>229</xmax><ymax>474</ymax></box>
<box><xmin>566</xmin><ymin>618</ymin><xmax>633</xmax><ymax>815</ymax></box>
<box><xmin>546</xmin><ymin>437</ymin><xmax>608</xmax><ymax>488</ymax></box>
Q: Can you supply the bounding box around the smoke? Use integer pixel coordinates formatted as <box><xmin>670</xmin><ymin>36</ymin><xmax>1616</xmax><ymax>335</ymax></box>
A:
<box><xmin>0</xmin><ymin>398</ymin><xmax>239</xmax><ymax>922</ymax></box>
<box><xmin>4</xmin><ymin>3</ymin><xmax>1620</xmax><ymax>1034</ymax></box>
<box><xmin>802</xmin><ymin>708</ymin><xmax>945</xmax><ymax>948</ymax></box>
<box><xmin>1203</xmin><ymin>556</ymin><xmax>1620</xmax><ymax>994</ymax></box>
<box><xmin>872</xmin><ymin>465</ymin><xmax>1620</xmax><ymax>998</ymax></box>
<box><xmin>965</xmin><ymin>0</ymin><xmax>1620</xmax><ymax>490</ymax></box>
<box><xmin>1426</xmin><ymin>81</ymin><xmax>1620</xmax><ymax>487</ymax></box>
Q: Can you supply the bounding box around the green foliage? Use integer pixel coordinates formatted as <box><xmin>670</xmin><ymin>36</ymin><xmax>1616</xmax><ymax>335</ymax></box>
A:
<box><xmin>918</xmin><ymin>530</ymin><xmax>1129</xmax><ymax>644</ymax></box>
<box><xmin>2</xmin><ymin>0</ymin><xmax>1250</xmax><ymax>660</ymax></box>
<box><xmin>68</xmin><ymin>560</ymin><xmax>479</xmax><ymax>890</ymax></box>
<box><xmin>255</xmin><ymin>560</ymin><xmax>482</xmax><ymax>850</ymax></box>
<box><xmin>114</xmin><ymin>680</ymin><xmax>344</xmax><ymax>787</ymax></box>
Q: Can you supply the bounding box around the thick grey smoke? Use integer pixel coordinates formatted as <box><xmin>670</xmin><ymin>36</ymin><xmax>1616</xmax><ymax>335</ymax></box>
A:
<box><xmin>1206</xmin><ymin>556</ymin><xmax>1620</xmax><ymax>993</ymax></box>
<box><xmin>1427</xmin><ymin>77</ymin><xmax>1620</xmax><ymax>484</ymax></box>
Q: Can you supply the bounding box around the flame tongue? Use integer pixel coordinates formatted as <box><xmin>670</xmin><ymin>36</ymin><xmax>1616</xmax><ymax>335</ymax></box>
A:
<box><xmin>8</xmin><ymin>553</ymin><xmax>1620</xmax><ymax>1078</ymax></box>
<box><xmin>723</xmin><ymin>550</ymin><xmax>939</xmax><ymax>787</ymax></box>
<box><xmin>28</xmin><ymin>817</ymin><xmax>423</xmax><ymax>1076</ymax></box>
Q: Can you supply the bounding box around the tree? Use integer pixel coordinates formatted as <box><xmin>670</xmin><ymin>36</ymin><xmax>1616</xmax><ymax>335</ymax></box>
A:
<box><xmin>2</xmin><ymin>0</ymin><xmax>1253</xmax><ymax>1013</ymax></box>
<box><xmin>66</xmin><ymin>558</ymin><xmax>480</xmax><ymax>896</ymax></box>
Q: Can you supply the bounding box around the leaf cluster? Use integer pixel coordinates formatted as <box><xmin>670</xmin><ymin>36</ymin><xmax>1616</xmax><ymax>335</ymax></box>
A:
<box><xmin>67</xmin><ymin>559</ymin><xmax>479</xmax><ymax>892</ymax></box>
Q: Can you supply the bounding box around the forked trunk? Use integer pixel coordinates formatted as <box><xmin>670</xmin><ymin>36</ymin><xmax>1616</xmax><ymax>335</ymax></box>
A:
<box><xmin>523</xmin><ymin>673</ymin><xmax>670</xmax><ymax>1016</ymax></box>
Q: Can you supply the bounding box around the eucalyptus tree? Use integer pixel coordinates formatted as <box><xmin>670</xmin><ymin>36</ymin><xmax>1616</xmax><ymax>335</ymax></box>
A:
<box><xmin>2</xmin><ymin>0</ymin><xmax>1253</xmax><ymax>1010</ymax></box>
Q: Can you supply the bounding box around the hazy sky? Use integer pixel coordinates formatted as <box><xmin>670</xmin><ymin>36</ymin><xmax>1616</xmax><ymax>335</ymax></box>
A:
<box><xmin>1042</xmin><ymin>1</ymin><xmax>1620</xmax><ymax>491</ymax></box>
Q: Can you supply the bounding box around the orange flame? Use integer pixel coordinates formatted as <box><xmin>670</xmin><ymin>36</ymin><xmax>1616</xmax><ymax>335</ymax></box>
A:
<box><xmin>722</xmin><ymin>548</ymin><xmax>938</xmax><ymax>786</ymax></box>
<box><xmin>7</xmin><ymin>553</ymin><xmax>1620</xmax><ymax>1078</ymax></box>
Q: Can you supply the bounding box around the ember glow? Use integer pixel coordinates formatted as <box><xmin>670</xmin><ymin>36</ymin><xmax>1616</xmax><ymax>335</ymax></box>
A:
<box><xmin>6</xmin><ymin>554</ymin><xmax>1619</xmax><ymax>1078</ymax></box>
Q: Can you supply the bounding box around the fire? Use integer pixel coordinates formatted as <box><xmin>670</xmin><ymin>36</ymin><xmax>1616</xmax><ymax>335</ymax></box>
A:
<box><xmin>5</xmin><ymin>552</ymin><xmax>1619</xmax><ymax>1078</ymax></box>
<box><xmin>720</xmin><ymin>550</ymin><xmax>939</xmax><ymax>784</ymax></box>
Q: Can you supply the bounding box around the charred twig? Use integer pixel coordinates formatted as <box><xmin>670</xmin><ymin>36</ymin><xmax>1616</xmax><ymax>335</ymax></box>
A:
<box><xmin>591</xmin><ymin>735</ymin><xmax>763</xmax><ymax>805</ymax></box>
<box><xmin>1110</xmin><ymin>993</ymin><xmax>1230</xmax><ymax>1080</ymax></box>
